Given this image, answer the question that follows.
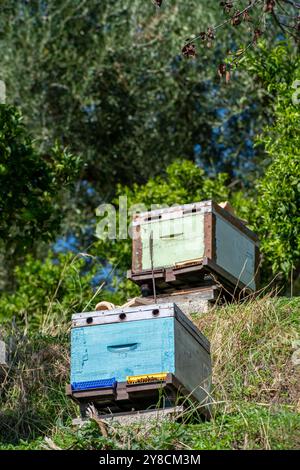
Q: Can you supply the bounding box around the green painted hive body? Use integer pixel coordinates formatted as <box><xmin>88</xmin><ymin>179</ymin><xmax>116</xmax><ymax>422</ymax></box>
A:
<box><xmin>141</xmin><ymin>212</ymin><xmax>205</xmax><ymax>270</ymax></box>
<box><xmin>131</xmin><ymin>200</ymin><xmax>259</xmax><ymax>291</ymax></box>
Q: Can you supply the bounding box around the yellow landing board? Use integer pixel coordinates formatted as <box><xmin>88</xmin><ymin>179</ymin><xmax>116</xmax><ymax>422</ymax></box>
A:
<box><xmin>126</xmin><ymin>372</ymin><xmax>168</xmax><ymax>385</ymax></box>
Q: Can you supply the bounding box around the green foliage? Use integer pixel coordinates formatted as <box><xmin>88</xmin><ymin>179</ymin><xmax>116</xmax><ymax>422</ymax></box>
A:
<box><xmin>1</xmin><ymin>404</ymin><xmax>299</xmax><ymax>450</ymax></box>
<box><xmin>0</xmin><ymin>330</ymin><xmax>74</xmax><ymax>445</ymax></box>
<box><xmin>244</xmin><ymin>43</ymin><xmax>300</xmax><ymax>281</ymax></box>
<box><xmin>0</xmin><ymin>0</ymin><xmax>267</xmax><ymax>222</ymax></box>
<box><xmin>257</xmin><ymin>155</ymin><xmax>300</xmax><ymax>278</ymax></box>
<box><xmin>0</xmin><ymin>252</ymin><xmax>99</xmax><ymax>328</ymax></box>
<box><xmin>0</xmin><ymin>249</ymin><xmax>138</xmax><ymax>328</ymax></box>
<box><xmin>185</xmin><ymin>405</ymin><xmax>300</xmax><ymax>450</ymax></box>
<box><xmin>195</xmin><ymin>296</ymin><xmax>300</xmax><ymax>406</ymax></box>
<box><xmin>13</xmin><ymin>404</ymin><xmax>296</xmax><ymax>450</ymax></box>
<box><xmin>119</xmin><ymin>160</ymin><xmax>229</xmax><ymax>208</ymax></box>
<box><xmin>0</xmin><ymin>105</ymin><xmax>81</xmax><ymax>256</ymax></box>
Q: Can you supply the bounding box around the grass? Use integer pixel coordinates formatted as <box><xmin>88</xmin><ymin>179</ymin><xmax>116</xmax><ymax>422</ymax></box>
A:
<box><xmin>0</xmin><ymin>295</ymin><xmax>299</xmax><ymax>450</ymax></box>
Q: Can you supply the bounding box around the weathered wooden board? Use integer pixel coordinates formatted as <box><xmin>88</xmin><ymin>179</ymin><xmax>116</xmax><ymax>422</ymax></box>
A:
<box><xmin>147</xmin><ymin>286</ymin><xmax>219</xmax><ymax>317</ymax></box>
<box><xmin>72</xmin><ymin>302</ymin><xmax>177</xmax><ymax>328</ymax></box>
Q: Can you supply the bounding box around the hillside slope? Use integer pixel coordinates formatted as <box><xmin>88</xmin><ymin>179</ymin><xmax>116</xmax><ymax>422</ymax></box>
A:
<box><xmin>0</xmin><ymin>296</ymin><xmax>299</xmax><ymax>450</ymax></box>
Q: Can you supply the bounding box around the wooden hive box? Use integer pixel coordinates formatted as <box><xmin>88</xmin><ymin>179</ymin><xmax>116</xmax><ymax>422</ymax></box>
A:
<box><xmin>68</xmin><ymin>303</ymin><xmax>211</xmax><ymax>415</ymax></box>
<box><xmin>128</xmin><ymin>200</ymin><xmax>259</xmax><ymax>294</ymax></box>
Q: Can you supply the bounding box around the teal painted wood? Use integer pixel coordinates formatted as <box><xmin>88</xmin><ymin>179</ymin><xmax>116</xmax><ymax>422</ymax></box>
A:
<box><xmin>141</xmin><ymin>213</ymin><xmax>205</xmax><ymax>270</ymax></box>
<box><xmin>215</xmin><ymin>214</ymin><xmax>256</xmax><ymax>289</ymax></box>
<box><xmin>71</xmin><ymin>317</ymin><xmax>176</xmax><ymax>384</ymax></box>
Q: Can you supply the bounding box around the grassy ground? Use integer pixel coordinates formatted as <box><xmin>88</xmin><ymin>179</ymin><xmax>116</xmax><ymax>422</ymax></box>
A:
<box><xmin>0</xmin><ymin>296</ymin><xmax>299</xmax><ymax>450</ymax></box>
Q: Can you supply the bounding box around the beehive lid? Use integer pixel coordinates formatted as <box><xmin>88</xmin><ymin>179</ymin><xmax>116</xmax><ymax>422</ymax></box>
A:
<box><xmin>72</xmin><ymin>303</ymin><xmax>210</xmax><ymax>353</ymax></box>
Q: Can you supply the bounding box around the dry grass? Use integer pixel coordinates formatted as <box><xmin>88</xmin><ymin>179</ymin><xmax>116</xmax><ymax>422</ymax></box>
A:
<box><xmin>0</xmin><ymin>327</ymin><xmax>75</xmax><ymax>444</ymax></box>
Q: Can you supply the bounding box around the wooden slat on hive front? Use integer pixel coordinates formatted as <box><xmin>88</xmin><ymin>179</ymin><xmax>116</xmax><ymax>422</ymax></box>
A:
<box><xmin>155</xmin><ymin>285</ymin><xmax>218</xmax><ymax>300</ymax></box>
<box><xmin>146</xmin><ymin>285</ymin><xmax>219</xmax><ymax>317</ymax></box>
<box><xmin>72</xmin><ymin>306</ymin><xmax>176</xmax><ymax>327</ymax></box>
<box><xmin>126</xmin><ymin>379</ymin><xmax>168</xmax><ymax>391</ymax></box>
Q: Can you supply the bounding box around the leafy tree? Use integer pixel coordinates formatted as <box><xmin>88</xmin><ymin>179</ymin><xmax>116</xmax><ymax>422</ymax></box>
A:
<box><xmin>96</xmin><ymin>65</ymin><xmax>300</xmax><ymax>290</ymax></box>
<box><xmin>0</xmin><ymin>105</ymin><xmax>81</xmax><ymax>284</ymax></box>
<box><xmin>257</xmin><ymin>155</ymin><xmax>300</xmax><ymax>287</ymax></box>
<box><xmin>0</xmin><ymin>0</ymin><xmax>268</xmax><ymax>211</ymax></box>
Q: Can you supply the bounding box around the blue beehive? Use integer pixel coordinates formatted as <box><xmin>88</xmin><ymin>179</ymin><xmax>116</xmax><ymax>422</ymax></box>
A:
<box><xmin>70</xmin><ymin>303</ymin><xmax>211</xmax><ymax>405</ymax></box>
